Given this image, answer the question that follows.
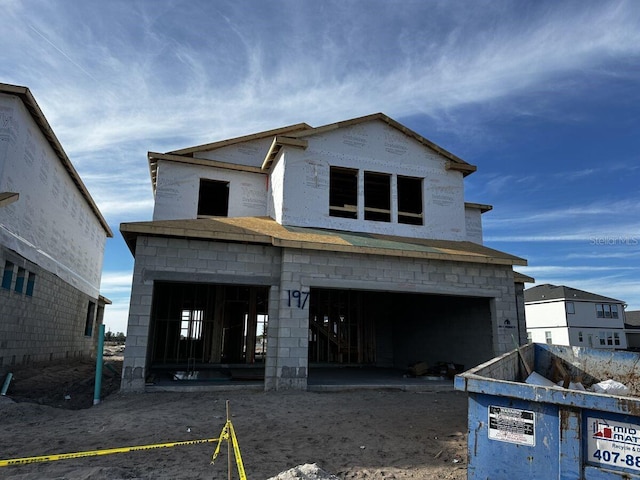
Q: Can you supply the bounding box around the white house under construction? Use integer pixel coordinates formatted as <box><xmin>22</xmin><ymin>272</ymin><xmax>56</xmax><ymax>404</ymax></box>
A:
<box><xmin>120</xmin><ymin>113</ymin><xmax>529</xmax><ymax>392</ymax></box>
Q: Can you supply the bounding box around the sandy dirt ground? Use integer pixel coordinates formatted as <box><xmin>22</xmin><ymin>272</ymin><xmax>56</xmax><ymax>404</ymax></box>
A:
<box><xmin>0</xmin><ymin>349</ymin><xmax>469</xmax><ymax>480</ymax></box>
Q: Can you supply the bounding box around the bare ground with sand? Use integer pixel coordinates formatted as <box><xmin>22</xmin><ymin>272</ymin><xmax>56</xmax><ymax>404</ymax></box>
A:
<box><xmin>0</xmin><ymin>351</ymin><xmax>468</xmax><ymax>480</ymax></box>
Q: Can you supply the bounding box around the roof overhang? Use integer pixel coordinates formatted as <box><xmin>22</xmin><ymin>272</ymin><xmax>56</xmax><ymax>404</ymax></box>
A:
<box><xmin>261</xmin><ymin>136</ymin><xmax>308</xmax><ymax>170</ymax></box>
<box><xmin>148</xmin><ymin>152</ymin><xmax>265</xmax><ymax>193</ymax></box>
<box><xmin>120</xmin><ymin>216</ymin><xmax>528</xmax><ymax>267</ymax></box>
<box><xmin>514</xmin><ymin>271</ymin><xmax>535</xmax><ymax>284</ymax></box>
<box><xmin>465</xmin><ymin>202</ymin><xmax>493</xmax><ymax>214</ymax></box>
<box><xmin>0</xmin><ymin>192</ymin><xmax>19</xmax><ymax>207</ymax></box>
<box><xmin>0</xmin><ymin>83</ymin><xmax>113</xmax><ymax>237</ymax></box>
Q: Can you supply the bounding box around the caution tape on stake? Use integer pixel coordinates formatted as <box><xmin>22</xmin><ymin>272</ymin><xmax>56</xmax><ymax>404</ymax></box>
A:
<box><xmin>0</xmin><ymin>437</ymin><xmax>219</xmax><ymax>467</ymax></box>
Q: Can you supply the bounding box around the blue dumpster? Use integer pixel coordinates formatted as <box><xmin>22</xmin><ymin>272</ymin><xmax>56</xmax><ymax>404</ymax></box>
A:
<box><xmin>454</xmin><ymin>343</ymin><xmax>640</xmax><ymax>479</ymax></box>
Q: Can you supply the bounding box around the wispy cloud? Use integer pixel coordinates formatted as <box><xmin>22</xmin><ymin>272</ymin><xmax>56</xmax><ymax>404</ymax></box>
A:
<box><xmin>2</xmin><ymin>0</ymin><xmax>640</xmax><ymax>332</ymax></box>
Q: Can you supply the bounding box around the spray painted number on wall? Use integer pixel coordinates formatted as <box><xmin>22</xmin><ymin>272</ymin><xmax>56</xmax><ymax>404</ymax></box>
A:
<box><xmin>286</xmin><ymin>290</ymin><xmax>309</xmax><ymax>309</ymax></box>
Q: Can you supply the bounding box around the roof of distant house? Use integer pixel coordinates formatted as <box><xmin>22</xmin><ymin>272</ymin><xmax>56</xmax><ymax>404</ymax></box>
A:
<box><xmin>524</xmin><ymin>283</ymin><xmax>624</xmax><ymax>304</ymax></box>
<box><xmin>0</xmin><ymin>83</ymin><xmax>113</xmax><ymax>237</ymax></box>
<box><xmin>625</xmin><ymin>310</ymin><xmax>640</xmax><ymax>328</ymax></box>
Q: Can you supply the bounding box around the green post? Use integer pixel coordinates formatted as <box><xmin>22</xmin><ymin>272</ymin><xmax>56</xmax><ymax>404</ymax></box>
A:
<box><xmin>93</xmin><ymin>324</ymin><xmax>105</xmax><ymax>406</ymax></box>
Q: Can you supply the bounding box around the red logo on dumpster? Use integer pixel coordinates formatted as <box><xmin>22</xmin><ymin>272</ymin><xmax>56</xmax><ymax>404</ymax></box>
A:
<box><xmin>594</xmin><ymin>421</ymin><xmax>613</xmax><ymax>439</ymax></box>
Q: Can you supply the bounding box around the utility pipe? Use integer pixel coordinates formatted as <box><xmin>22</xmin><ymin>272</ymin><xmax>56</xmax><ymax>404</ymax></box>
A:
<box><xmin>93</xmin><ymin>324</ymin><xmax>105</xmax><ymax>406</ymax></box>
<box><xmin>1</xmin><ymin>372</ymin><xmax>13</xmax><ymax>395</ymax></box>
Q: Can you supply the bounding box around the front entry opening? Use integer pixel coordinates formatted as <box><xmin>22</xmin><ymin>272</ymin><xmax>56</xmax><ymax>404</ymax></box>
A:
<box><xmin>148</xmin><ymin>282</ymin><xmax>268</xmax><ymax>382</ymax></box>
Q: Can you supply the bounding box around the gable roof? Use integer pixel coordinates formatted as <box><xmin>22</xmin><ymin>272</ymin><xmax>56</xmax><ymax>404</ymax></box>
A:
<box><xmin>524</xmin><ymin>283</ymin><xmax>624</xmax><ymax>304</ymax></box>
<box><xmin>150</xmin><ymin>113</ymin><xmax>477</xmax><ymax>191</ymax></box>
<box><xmin>0</xmin><ymin>83</ymin><xmax>113</xmax><ymax>237</ymax></box>
<box><xmin>287</xmin><ymin>113</ymin><xmax>477</xmax><ymax>176</ymax></box>
<box><xmin>120</xmin><ymin>216</ymin><xmax>527</xmax><ymax>267</ymax></box>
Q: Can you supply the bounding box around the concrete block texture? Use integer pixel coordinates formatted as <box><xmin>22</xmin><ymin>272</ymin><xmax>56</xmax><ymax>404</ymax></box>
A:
<box><xmin>0</xmin><ymin>247</ymin><xmax>98</xmax><ymax>369</ymax></box>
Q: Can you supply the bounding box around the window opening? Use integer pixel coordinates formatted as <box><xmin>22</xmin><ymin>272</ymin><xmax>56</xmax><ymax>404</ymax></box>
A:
<box><xmin>329</xmin><ymin>167</ymin><xmax>358</xmax><ymax>219</ymax></box>
<box><xmin>566</xmin><ymin>301</ymin><xmax>575</xmax><ymax>314</ymax></box>
<box><xmin>85</xmin><ymin>301</ymin><xmax>96</xmax><ymax>337</ymax></box>
<box><xmin>545</xmin><ymin>331</ymin><xmax>552</xmax><ymax>344</ymax></box>
<box><xmin>364</xmin><ymin>171</ymin><xmax>391</xmax><ymax>222</ymax></box>
<box><xmin>26</xmin><ymin>272</ymin><xmax>35</xmax><ymax>296</ymax></box>
<box><xmin>1</xmin><ymin>261</ymin><xmax>14</xmax><ymax>290</ymax></box>
<box><xmin>397</xmin><ymin>175</ymin><xmax>423</xmax><ymax>225</ymax></box>
<box><xmin>197</xmin><ymin>179</ymin><xmax>229</xmax><ymax>217</ymax></box>
<box><xmin>181</xmin><ymin>309</ymin><xmax>204</xmax><ymax>340</ymax></box>
<box><xmin>14</xmin><ymin>267</ymin><xmax>25</xmax><ymax>294</ymax></box>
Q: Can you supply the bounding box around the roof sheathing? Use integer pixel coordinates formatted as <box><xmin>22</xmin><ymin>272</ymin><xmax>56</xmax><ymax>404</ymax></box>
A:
<box><xmin>0</xmin><ymin>83</ymin><xmax>113</xmax><ymax>237</ymax></box>
<box><xmin>120</xmin><ymin>216</ymin><xmax>527</xmax><ymax>267</ymax></box>
<box><xmin>168</xmin><ymin>123</ymin><xmax>313</xmax><ymax>157</ymax></box>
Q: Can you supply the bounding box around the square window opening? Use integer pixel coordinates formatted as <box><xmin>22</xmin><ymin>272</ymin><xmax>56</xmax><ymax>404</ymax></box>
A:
<box><xmin>198</xmin><ymin>179</ymin><xmax>230</xmax><ymax>217</ymax></box>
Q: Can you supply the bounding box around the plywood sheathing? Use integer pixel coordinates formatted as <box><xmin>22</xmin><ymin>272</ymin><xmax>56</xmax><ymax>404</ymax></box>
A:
<box><xmin>120</xmin><ymin>216</ymin><xmax>527</xmax><ymax>266</ymax></box>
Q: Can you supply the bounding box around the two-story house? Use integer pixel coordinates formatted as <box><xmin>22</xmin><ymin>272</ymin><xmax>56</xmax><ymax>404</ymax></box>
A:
<box><xmin>524</xmin><ymin>284</ymin><xmax>627</xmax><ymax>349</ymax></box>
<box><xmin>0</xmin><ymin>83</ymin><xmax>113</xmax><ymax>368</ymax></box>
<box><xmin>120</xmin><ymin>113</ymin><xmax>529</xmax><ymax>392</ymax></box>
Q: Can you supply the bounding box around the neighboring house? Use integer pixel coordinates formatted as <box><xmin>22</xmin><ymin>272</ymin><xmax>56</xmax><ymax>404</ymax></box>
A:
<box><xmin>0</xmin><ymin>83</ymin><xmax>113</xmax><ymax>369</ymax></box>
<box><xmin>524</xmin><ymin>284</ymin><xmax>627</xmax><ymax>349</ymax></box>
<box><xmin>120</xmin><ymin>113</ymin><xmax>530</xmax><ymax>392</ymax></box>
<box><xmin>624</xmin><ymin>310</ymin><xmax>640</xmax><ymax>350</ymax></box>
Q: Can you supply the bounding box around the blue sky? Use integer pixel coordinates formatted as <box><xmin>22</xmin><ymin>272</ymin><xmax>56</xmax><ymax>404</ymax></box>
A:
<box><xmin>1</xmin><ymin>0</ymin><xmax>639</xmax><ymax>334</ymax></box>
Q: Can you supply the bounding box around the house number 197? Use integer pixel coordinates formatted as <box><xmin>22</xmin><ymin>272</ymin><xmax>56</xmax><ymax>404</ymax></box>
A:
<box><xmin>286</xmin><ymin>290</ymin><xmax>309</xmax><ymax>309</ymax></box>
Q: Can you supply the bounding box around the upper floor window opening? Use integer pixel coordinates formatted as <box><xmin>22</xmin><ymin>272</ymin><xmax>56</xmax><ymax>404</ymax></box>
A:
<box><xmin>329</xmin><ymin>167</ymin><xmax>358</xmax><ymax>219</ymax></box>
<box><xmin>198</xmin><ymin>179</ymin><xmax>229</xmax><ymax>217</ymax></box>
<box><xmin>364</xmin><ymin>171</ymin><xmax>391</xmax><ymax>222</ymax></box>
<box><xmin>397</xmin><ymin>175</ymin><xmax>423</xmax><ymax>225</ymax></box>
<box><xmin>566</xmin><ymin>301</ymin><xmax>575</xmax><ymax>315</ymax></box>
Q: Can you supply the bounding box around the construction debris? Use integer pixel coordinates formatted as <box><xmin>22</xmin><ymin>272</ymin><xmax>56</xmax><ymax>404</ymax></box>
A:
<box><xmin>266</xmin><ymin>463</ymin><xmax>339</xmax><ymax>480</ymax></box>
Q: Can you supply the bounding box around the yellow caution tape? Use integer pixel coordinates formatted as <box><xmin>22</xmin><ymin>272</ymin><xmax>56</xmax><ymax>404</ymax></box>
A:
<box><xmin>0</xmin><ymin>437</ymin><xmax>219</xmax><ymax>467</ymax></box>
<box><xmin>211</xmin><ymin>421</ymin><xmax>247</xmax><ymax>480</ymax></box>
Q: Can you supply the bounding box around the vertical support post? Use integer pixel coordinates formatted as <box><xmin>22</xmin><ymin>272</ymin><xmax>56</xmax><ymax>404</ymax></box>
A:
<box><xmin>227</xmin><ymin>400</ymin><xmax>232</xmax><ymax>480</ymax></box>
<box><xmin>93</xmin><ymin>324</ymin><xmax>105</xmax><ymax>406</ymax></box>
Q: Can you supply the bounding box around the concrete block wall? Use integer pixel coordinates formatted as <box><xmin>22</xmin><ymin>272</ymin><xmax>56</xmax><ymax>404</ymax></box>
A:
<box><xmin>120</xmin><ymin>234</ymin><xmax>520</xmax><ymax>392</ymax></box>
<box><xmin>121</xmin><ymin>235</ymin><xmax>282</xmax><ymax>392</ymax></box>
<box><xmin>275</xmin><ymin>247</ymin><xmax>518</xmax><ymax>388</ymax></box>
<box><xmin>0</xmin><ymin>246</ymin><xmax>97</xmax><ymax>370</ymax></box>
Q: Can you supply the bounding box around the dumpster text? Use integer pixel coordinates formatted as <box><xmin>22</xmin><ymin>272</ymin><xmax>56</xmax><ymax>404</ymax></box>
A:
<box><xmin>588</xmin><ymin>417</ymin><xmax>640</xmax><ymax>472</ymax></box>
<box><xmin>488</xmin><ymin>406</ymin><xmax>536</xmax><ymax>447</ymax></box>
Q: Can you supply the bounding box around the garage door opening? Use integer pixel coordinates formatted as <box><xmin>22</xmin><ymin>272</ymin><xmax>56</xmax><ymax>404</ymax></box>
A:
<box><xmin>308</xmin><ymin>288</ymin><xmax>495</xmax><ymax>375</ymax></box>
<box><xmin>148</xmin><ymin>282</ymin><xmax>268</xmax><ymax>382</ymax></box>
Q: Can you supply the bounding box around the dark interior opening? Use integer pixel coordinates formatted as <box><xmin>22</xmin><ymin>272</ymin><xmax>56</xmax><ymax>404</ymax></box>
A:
<box><xmin>397</xmin><ymin>175</ymin><xmax>423</xmax><ymax>225</ymax></box>
<box><xmin>364</xmin><ymin>171</ymin><xmax>391</xmax><ymax>222</ymax></box>
<box><xmin>308</xmin><ymin>288</ymin><xmax>494</xmax><ymax>374</ymax></box>
<box><xmin>198</xmin><ymin>178</ymin><xmax>230</xmax><ymax>217</ymax></box>
<box><xmin>148</xmin><ymin>282</ymin><xmax>268</xmax><ymax>381</ymax></box>
<box><xmin>329</xmin><ymin>167</ymin><xmax>358</xmax><ymax>219</ymax></box>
